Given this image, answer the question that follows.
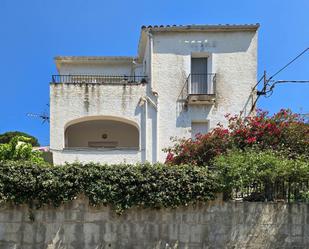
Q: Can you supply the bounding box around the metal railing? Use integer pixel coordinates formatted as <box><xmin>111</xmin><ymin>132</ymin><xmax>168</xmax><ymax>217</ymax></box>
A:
<box><xmin>51</xmin><ymin>75</ymin><xmax>148</xmax><ymax>84</ymax></box>
<box><xmin>179</xmin><ymin>73</ymin><xmax>216</xmax><ymax>100</ymax></box>
<box><xmin>188</xmin><ymin>73</ymin><xmax>216</xmax><ymax>94</ymax></box>
<box><xmin>231</xmin><ymin>180</ymin><xmax>309</xmax><ymax>203</ymax></box>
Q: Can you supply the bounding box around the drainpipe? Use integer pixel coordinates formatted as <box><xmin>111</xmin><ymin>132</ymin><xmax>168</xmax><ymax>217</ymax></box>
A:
<box><xmin>139</xmin><ymin>96</ymin><xmax>158</xmax><ymax>163</ymax></box>
<box><xmin>147</xmin><ymin>30</ymin><xmax>159</xmax><ymax>163</ymax></box>
<box><xmin>147</xmin><ymin>31</ymin><xmax>154</xmax><ymax>91</ymax></box>
<box><xmin>144</xmin><ymin>98</ymin><xmax>148</xmax><ymax>162</ymax></box>
<box><xmin>139</xmin><ymin>97</ymin><xmax>147</xmax><ymax>162</ymax></box>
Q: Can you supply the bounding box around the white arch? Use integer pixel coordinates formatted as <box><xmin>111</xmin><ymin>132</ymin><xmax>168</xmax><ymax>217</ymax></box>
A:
<box><xmin>64</xmin><ymin>115</ymin><xmax>140</xmax><ymax>131</ymax></box>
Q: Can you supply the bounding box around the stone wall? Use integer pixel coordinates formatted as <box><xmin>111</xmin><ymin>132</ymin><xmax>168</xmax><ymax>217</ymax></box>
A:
<box><xmin>0</xmin><ymin>197</ymin><xmax>308</xmax><ymax>249</ymax></box>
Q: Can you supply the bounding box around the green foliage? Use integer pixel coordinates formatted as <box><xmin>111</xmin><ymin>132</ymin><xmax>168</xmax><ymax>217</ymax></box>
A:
<box><xmin>213</xmin><ymin>149</ymin><xmax>309</xmax><ymax>201</ymax></box>
<box><xmin>0</xmin><ymin>131</ymin><xmax>39</xmax><ymax>147</ymax></box>
<box><xmin>0</xmin><ymin>162</ymin><xmax>219</xmax><ymax>213</ymax></box>
<box><xmin>166</xmin><ymin>109</ymin><xmax>309</xmax><ymax>166</ymax></box>
<box><xmin>0</xmin><ymin>136</ymin><xmax>44</xmax><ymax>163</ymax></box>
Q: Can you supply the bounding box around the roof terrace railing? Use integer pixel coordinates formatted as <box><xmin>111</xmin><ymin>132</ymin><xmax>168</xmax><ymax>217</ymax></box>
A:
<box><xmin>51</xmin><ymin>75</ymin><xmax>148</xmax><ymax>85</ymax></box>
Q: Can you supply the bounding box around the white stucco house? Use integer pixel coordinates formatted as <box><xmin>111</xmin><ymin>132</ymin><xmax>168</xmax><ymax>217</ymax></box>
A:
<box><xmin>50</xmin><ymin>24</ymin><xmax>259</xmax><ymax>165</ymax></box>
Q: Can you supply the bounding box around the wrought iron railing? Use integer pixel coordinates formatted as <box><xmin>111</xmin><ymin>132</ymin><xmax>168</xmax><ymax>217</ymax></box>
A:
<box><xmin>51</xmin><ymin>75</ymin><xmax>148</xmax><ymax>84</ymax></box>
<box><xmin>231</xmin><ymin>180</ymin><xmax>309</xmax><ymax>203</ymax></box>
<box><xmin>179</xmin><ymin>73</ymin><xmax>216</xmax><ymax>100</ymax></box>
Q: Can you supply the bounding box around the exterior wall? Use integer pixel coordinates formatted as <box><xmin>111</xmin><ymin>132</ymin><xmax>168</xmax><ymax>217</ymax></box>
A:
<box><xmin>58</xmin><ymin>62</ymin><xmax>133</xmax><ymax>76</ymax></box>
<box><xmin>152</xmin><ymin>31</ymin><xmax>257</xmax><ymax>161</ymax></box>
<box><xmin>52</xmin><ymin>149</ymin><xmax>141</xmax><ymax>165</ymax></box>
<box><xmin>50</xmin><ymin>29</ymin><xmax>257</xmax><ymax>164</ymax></box>
<box><xmin>0</xmin><ymin>198</ymin><xmax>309</xmax><ymax>249</ymax></box>
<box><xmin>50</xmin><ymin>83</ymin><xmax>148</xmax><ymax>164</ymax></box>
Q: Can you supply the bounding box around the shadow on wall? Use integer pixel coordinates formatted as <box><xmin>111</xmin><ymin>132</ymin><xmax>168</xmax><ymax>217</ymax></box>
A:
<box><xmin>176</xmin><ymin>104</ymin><xmax>212</xmax><ymax>129</ymax></box>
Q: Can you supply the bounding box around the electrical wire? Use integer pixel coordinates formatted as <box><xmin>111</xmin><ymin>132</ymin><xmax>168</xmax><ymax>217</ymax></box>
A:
<box><xmin>268</xmin><ymin>47</ymin><xmax>309</xmax><ymax>80</ymax></box>
<box><xmin>269</xmin><ymin>80</ymin><xmax>309</xmax><ymax>91</ymax></box>
<box><xmin>249</xmin><ymin>47</ymin><xmax>309</xmax><ymax>114</ymax></box>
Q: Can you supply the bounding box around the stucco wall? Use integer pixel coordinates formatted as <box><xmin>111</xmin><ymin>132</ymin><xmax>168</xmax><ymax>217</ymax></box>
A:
<box><xmin>52</xmin><ymin>149</ymin><xmax>141</xmax><ymax>165</ymax></box>
<box><xmin>152</xmin><ymin>31</ymin><xmax>257</xmax><ymax>161</ymax></box>
<box><xmin>50</xmin><ymin>29</ymin><xmax>257</xmax><ymax>164</ymax></box>
<box><xmin>50</xmin><ymin>83</ymin><xmax>149</xmax><ymax>164</ymax></box>
<box><xmin>0</xmin><ymin>198</ymin><xmax>308</xmax><ymax>249</ymax></box>
<box><xmin>58</xmin><ymin>62</ymin><xmax>134</xmax><ymax>76</ymax></box>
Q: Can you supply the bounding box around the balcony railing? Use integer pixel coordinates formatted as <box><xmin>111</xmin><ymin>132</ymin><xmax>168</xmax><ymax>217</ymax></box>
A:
<box><xmin>179</xmin><ymin>73</ymin><xmax>216</xmax><ymax>100</ymax></box>
<box><xmin>188</xmin><ymin>73</ymin><xmax>216</xmax><ymax>95</ymax></box>
<box><xmin>51</xmin><ymin>75</ymin><xmax>148</xmax><ymax>84</ymax></box>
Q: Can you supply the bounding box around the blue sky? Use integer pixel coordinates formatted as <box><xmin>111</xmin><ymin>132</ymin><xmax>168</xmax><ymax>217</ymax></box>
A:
<box><xmin>0</xmin><ymin>0</ymin><xmax>308</xmax><ymax>145</ymax></box>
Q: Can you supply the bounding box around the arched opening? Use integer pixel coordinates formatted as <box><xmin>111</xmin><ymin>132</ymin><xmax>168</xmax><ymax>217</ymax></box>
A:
<box><xmin>65</xmin><ymin>117</ymin><xmax>139</xmax><ymax>149</ymax></box>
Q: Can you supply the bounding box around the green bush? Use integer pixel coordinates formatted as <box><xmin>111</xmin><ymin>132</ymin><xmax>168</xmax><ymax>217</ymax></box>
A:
<box><xmin>213</xmin><ymin>149</ymin><xmax>309</xmax><ymax>201</ymax></box>
<box><xmin>0</xmin><ymin>161</ymin><xmax>219</xmax><ymax>213</ymax></box>
<box><xmin>0</xmin><ymin>136</ymin><xmax>44</xmax><ymax>163</ymax></box>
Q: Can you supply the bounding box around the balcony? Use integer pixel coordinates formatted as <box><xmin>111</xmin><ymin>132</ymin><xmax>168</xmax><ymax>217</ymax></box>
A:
<box><xmin>179</xmin><ymin>73</ymin><xmax>216</xmax><ymax>105</ymax></box>
<box><xmin>51</xmin><ymin>75</ymin><xmax>148</xmax><ymax>85</ymax></box>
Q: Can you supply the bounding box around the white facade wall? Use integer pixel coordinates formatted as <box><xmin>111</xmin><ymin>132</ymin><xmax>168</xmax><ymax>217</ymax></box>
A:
<box><xmin>58</xmin><ymin>62</ymin><xmax>133</xmax><ymax>76</ymax></box>
<box><xmin>152</xmin><ymin>31</ymin><xmax>257</xmax><ymax>160</ymax></box>
<box><xmin>50</xmin><ymin>83</ymin><xmax>148</xmax><ymax>164</ymax></box>
<box><xmin>50</xmin><ymin>27</ymin><xmax>258</xmax><ymax>165</ymax></box>
<box><xmin>53</xmin><ymin>149</ymin><xmax>141</xmax><ymax>165</ymax></box>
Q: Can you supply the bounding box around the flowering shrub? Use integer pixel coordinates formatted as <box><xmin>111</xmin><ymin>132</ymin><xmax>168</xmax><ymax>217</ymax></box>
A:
<box><xmin>165</xmin><ymin>109</ymin><xmax>309</xmax><ymax>166</ymax></box>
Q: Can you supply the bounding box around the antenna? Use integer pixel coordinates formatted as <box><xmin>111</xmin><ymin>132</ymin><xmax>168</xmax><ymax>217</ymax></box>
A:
<box><xmin>27</xmin><ymin>104</ymin><xmax>50</xmax><ymax>124</ymax></box>
<box><xmin>27</xmin><ymin>112</ymin><xmax>50</xmax><ymax>124</ymax></box>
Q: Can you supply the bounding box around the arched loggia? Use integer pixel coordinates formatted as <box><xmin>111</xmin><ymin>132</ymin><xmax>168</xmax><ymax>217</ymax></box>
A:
<box><xmin>64</xmin><ymin>116</ymin><xmax>139</xmax><ymax>149</ymax></box>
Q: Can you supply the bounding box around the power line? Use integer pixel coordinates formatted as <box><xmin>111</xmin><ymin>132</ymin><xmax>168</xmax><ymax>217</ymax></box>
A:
<box><xmin>249</xmin><ymin>47</ymin><xmax>309</xmax><ymax>114</ymax></box>
<box><xmin>268</xmin><ymin>47</ymin><xmax>309</xmax><ymax>80</ymax></box>
<box><xmin>265</xmin><ymin>80</ymin><xmax>309</xmax><ymax>95</ymax></box>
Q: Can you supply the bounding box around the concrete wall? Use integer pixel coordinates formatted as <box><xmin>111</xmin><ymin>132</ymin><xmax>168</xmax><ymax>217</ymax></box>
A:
<box><xmin>1</xmin><ymin>198</ymin><xmax>309</xmax><ymax>249</ymax></box>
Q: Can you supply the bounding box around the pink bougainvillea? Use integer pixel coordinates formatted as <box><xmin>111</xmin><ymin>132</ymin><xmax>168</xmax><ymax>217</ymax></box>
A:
<box><xmin>165</xmin><ymin>109</ymin><xmax>309</xmax><ymax>166</ymax></box>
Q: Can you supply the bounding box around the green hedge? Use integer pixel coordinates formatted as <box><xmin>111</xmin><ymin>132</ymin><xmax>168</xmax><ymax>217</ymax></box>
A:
<box><xmin>214</xmin><ymin>149</ymin><xmax>309</xmax><ymax>201</ymax></box>
<box><xmin>0</xmin><ymin>161</ymin><xmax>219</xmax><ymax>213</ymax></box>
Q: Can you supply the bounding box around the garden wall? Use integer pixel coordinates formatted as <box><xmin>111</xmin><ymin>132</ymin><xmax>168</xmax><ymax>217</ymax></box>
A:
<box><xmin>0</xmin><ymin>197</ymin><xmax>308</xmax><ymax>249</ymax></box>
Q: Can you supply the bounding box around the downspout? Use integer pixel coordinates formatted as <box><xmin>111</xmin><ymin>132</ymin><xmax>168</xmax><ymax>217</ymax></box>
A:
<box><xmin>147</xmin><ymin>31</ymin><xmax>154</xmax><ymax>92</ymax></box>
<box><xmin>139</xmin><ymin>96</ymin><xmax>158</xmax><ymax>162</ymax></box>
<box><xmin>139</xmin><ymin>97</ymin><xmax>147</xmax><ymax>162</ymax></box>
<box><xmin>144</xmin><ymin>98</ymin><xmax>148</xmax><ymax>162</ymax></box>
<box><xmin>147</xmin><ymin>30</ymin><xmax>159</xmax><ymax>162</ymax></box>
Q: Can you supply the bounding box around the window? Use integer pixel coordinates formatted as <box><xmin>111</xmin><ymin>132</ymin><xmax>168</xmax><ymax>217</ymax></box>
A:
<box><xmin>191</xmin><ymin>121</ymin><xmax>209</xmax><ymax>139</ymax></box>
<box><xmin>191</xmin><ymin>57</ymin><xmax>208</xmax><ymax>94</ymax></box>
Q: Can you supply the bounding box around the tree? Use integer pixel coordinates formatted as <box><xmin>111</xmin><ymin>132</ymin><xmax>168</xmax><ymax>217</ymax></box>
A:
<box><xmin>0</xmin><ymin>136</ymin><xmax>44</xmax><ymax>163</ymax></box>
<box><xmin>0</xmin><ymin>131</ymin><xmax>39</xmax><ymax>147</ymax></box>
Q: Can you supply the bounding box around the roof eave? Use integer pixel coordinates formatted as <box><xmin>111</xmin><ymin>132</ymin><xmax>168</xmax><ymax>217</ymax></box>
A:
<box><xmin>141</xmin><ymin>24</ymin><xmax>260</xmax><ymax>33</ymax></box>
